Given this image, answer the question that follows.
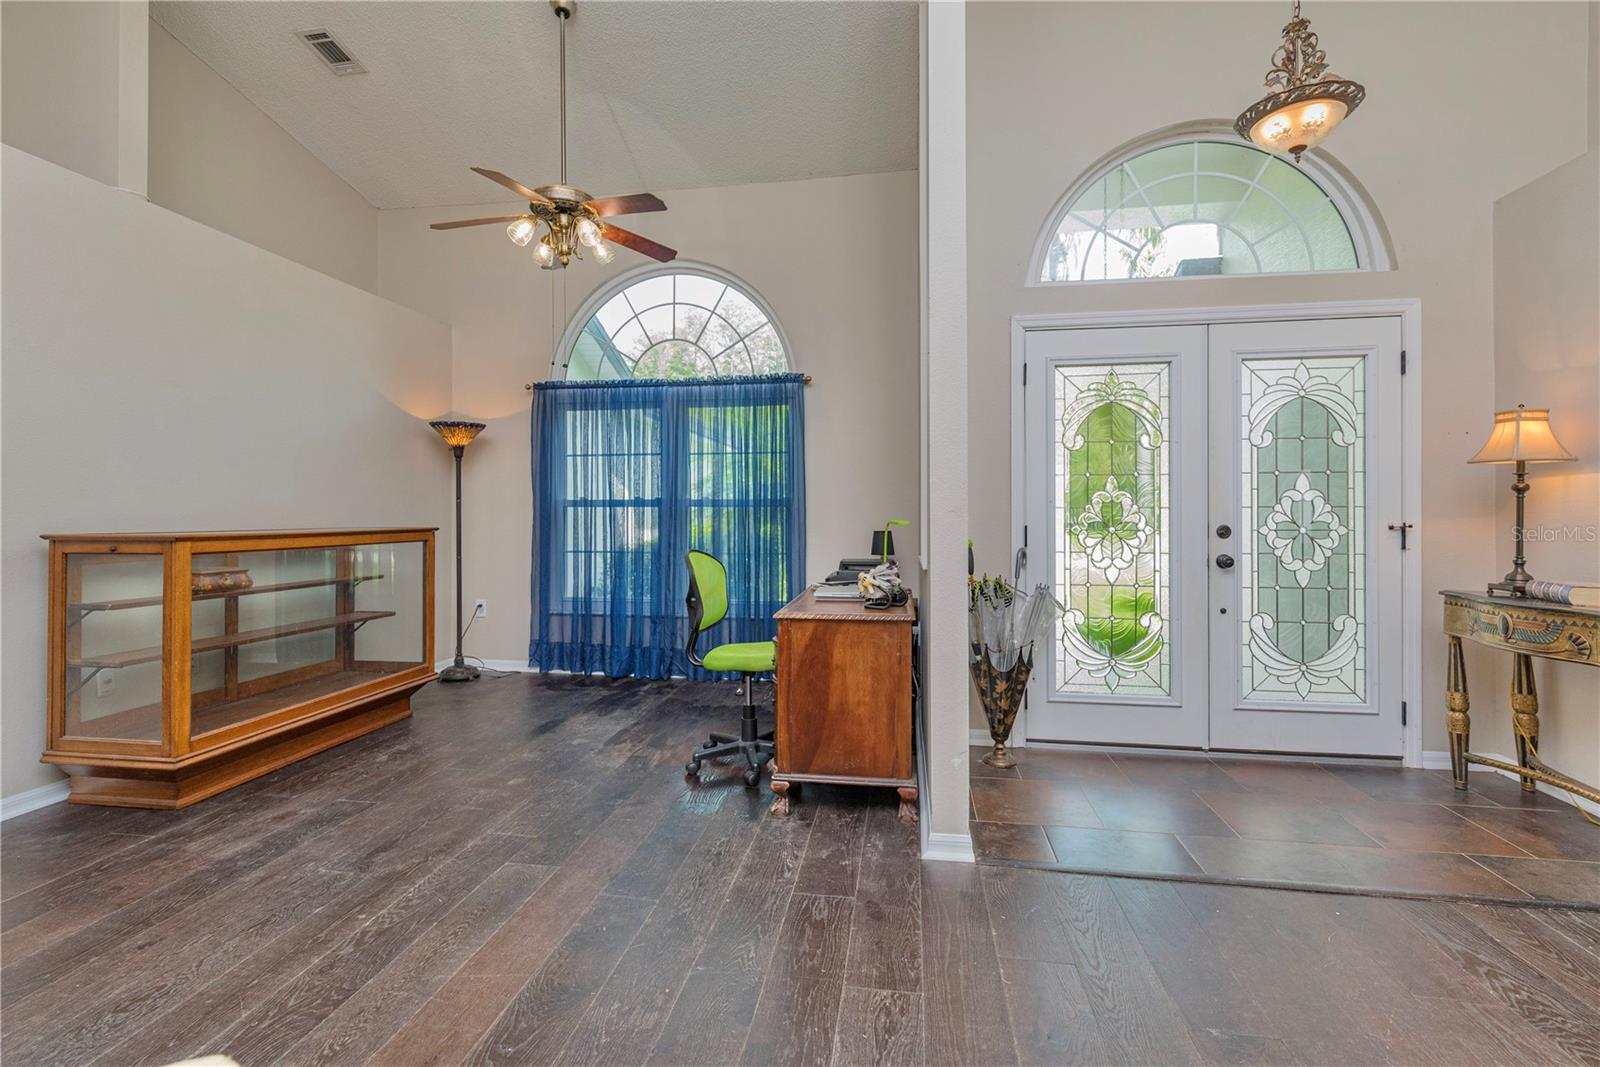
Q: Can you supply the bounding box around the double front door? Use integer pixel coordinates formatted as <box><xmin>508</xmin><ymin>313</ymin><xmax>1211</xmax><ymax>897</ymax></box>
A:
<box><xmin>1022</xmin><ymin>317</ymin><xmax>1405</xmax><ymax>757</ymax></box>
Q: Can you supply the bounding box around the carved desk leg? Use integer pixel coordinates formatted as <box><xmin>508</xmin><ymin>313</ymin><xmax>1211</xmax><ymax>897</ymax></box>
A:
<box><xmin>769</xmin><ymin>777</ymin><xmax>797</xmax><ymax>817</ymax></box>
<box><xmin>1446</xmin><ymin>635</ymin><xmax>1471</xmax><ymax>790</ymax></box>
<box><xmin>1510</xmin><ymin>651</ymin><xmax>1540</xmax><ymax>791</ymax></box>
<box><xmin>896</xmin><ymin>786</ymin><xmax>919</xmax><ymax>823</ymax></box>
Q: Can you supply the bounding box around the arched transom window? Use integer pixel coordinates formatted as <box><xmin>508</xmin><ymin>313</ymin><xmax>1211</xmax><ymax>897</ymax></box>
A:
<box><xmin>564</xmin><ymin>267</ymin><xmax>790</xmax><ymax>380</ymax></box>
<box><xmin>1037</xmin><ymin>138</ymin><xmax>1371</xmax><ymax>283</ymax></box>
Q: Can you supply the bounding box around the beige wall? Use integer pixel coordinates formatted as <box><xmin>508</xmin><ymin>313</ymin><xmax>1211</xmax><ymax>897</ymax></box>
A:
<box><xmin>374</xmin><ymin>170</ymin><xmax>922</xmax><ymax>666</ymax></box>
<box><xmin>966</xmin><ymin>2</ymin><xmax>1593</xmax><ymax>748</ymax></box>
<box><xmin>1</xmin><ymin>146</ymin><xmax>455</xmax><ymax>801</ymax></box>
<box><xmin>1486</xmin><ymin>147</ymin><xmax>1600</xmax><ymax>789</ymax></box>
<box><xmin>1</xmin><ymin>1</ymin><xmax>142</xmax><ymax>190</ymax></box>
<box><xmin>147</xmin><ymin>21</ymin><xmax>384</xmax><ymax>298</ymax></box>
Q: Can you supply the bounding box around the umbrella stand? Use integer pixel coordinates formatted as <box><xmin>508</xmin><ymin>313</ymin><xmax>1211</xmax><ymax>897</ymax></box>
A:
<box><xmin>971</xmin><ymin>642</ymin><xmax>1033</xmax><ymax>769</ymax></box>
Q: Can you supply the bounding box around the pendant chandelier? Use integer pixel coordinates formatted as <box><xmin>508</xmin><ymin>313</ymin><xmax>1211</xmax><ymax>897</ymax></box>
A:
<box><xmin>1234</xmin><ymin>0</ymin><xmax>1365</xmax><ymax>162</ymax></box>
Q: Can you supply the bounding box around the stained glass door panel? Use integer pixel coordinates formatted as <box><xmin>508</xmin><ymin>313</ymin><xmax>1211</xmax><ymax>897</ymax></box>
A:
<box><xmin>1208</xmin><ymin>318</ymin><xmax>1404</xmax><ymax>756</ymax></box>
<box><xmin>1023</xmin><ymin>325</ymin><xmax>1210</xmax><ymax>748</ymax></box>
<box><xmin>1054</xmin><ymin>362</ymin><xmax>1171</xmax><ymax>696</ymax></box>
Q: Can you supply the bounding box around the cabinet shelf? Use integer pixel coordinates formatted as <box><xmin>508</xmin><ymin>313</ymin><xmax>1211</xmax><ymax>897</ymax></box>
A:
<box><xmin>68</xmin><ymin>574</ymin><xmax>386</xmax><ymax>615</ymax></box>
<box><xmin>68</xmin><ymin>610</ymin><xmax>397</xmax><ymax>670</ymax></box>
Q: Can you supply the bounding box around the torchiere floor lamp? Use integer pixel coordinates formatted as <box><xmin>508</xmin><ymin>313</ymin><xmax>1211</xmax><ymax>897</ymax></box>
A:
<box><xmin>430</xmin><ymin>419</ymin><xmax>487</xmax><ymax>681</ymax></box>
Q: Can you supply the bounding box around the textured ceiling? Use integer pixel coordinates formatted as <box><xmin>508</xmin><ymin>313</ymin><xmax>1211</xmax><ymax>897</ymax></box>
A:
<box><xmin>152</xmin><ymin>1</ymin><xmax>919</xmax><ymax>210</ymax></box>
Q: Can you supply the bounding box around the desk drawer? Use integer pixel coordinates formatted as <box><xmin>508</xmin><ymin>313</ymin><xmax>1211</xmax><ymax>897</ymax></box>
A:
<box><xmin>775</xmin><ymin>617</ymin><xmax>913</xmax><ymax>781</ymax></box>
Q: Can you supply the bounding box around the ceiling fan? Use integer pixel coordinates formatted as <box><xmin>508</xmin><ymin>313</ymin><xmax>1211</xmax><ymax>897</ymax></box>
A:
<box><xmin>429</xmin><ymin>0</ymin><xmax>676</xmax><ymax>269</ymax></box>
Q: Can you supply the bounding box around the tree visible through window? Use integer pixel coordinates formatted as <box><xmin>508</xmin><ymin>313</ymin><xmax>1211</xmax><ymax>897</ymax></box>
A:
<box><xmin>565</xmin><ymin>269</ymin><xmax>790</xmax><ymax>380</ymax></box>
<box><xmin>1039</xmin><ymin>139</ymin><xmax>1362</xmax><ymax>283</ymax></box>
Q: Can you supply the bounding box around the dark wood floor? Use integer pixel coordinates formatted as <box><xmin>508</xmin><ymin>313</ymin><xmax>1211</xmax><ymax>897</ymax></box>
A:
<box><xmin>971</xmin><ymin>744</ymin><xmax>1600</xmax><ymax>905</ymax></box>
<box><xmin>4</xmin><ymin>675</ymin><xmax>1600</xmax><ymax>1066</ymax></box>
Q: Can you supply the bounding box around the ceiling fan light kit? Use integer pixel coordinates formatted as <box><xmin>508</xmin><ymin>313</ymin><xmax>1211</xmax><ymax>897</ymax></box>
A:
<box><xmin>428</xmin><ymin>0</ymin><xmax>678</xmax><ymax>269</ymax></box>
<box><xmin>1235</xmin><ymin>0</ymin><xmax>1365</xmax><ymax>162</ymax></box>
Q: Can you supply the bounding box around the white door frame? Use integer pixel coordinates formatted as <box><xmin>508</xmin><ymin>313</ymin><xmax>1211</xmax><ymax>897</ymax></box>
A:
<box><xmin>1008</xmin><ymin>298</ymin><xmax>1423</xmax><ymax>767</ymax></box>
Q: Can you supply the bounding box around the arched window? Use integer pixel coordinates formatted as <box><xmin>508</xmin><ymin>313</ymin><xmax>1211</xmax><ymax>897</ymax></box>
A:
<box><xmin>1031</xmin><ymin>127</ymin><xmax>1390</xmax><ymax>285</ymax></box>
<box><xmin>560</xmin><ymin>264</ymin><xmax>791</xmax><ymax>380</ymax></box>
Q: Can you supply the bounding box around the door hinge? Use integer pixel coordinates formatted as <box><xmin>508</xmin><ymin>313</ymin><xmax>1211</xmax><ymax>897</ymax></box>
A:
<box><xmin>1400</xmin><ymin>349</ymin><xmax>1407</xmax><ymax>375</ymax></box>
<box><xmin>1401</xmin><ymin>701</ymin><xmax>1408</xmax><ymax>727</ymax></box>
<box><xmin>1387</xmin><ymin>521</ymin><xmax>1413</xmax><ymax>550</ymax></box>
<box><xmin>1023</xmin><ymin>524</ymin><xmax>1029</xmax><ymax>548</ymax></box>
<box><xmin>1023</xmin><ymin>363</ymin><xmax>1028</xmax><ymax>387</ymax></box>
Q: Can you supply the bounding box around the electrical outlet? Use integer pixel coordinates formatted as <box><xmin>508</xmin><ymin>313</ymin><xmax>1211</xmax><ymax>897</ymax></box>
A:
<box><xmin>474</xmin><ymin>598</ymin><xmax>488</xmax><ymax>618</ymax></box>
<box><xmin>95</xmin><ymin>671</ymin><xmax>115</xmax><ymax>697</ymax></box>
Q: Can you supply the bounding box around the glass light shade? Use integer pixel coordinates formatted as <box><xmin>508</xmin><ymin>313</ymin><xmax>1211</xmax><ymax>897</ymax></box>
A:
<box><xmin>1469</xmin><ymin>407</ymin><xmax>1577</xmax><ymax>464</ymax></box>
<box><xmin>576</xmin><ymin>217</ymin><xmax>601</xmax><ymax>247</ymax></box>
<box><xmin>1248</xmin><ymin>96</ymin><xmax>1348</xmax><ymax>158</ymax></box>
<box><xmin>592</xmin><ymin>240</ymin><xmax>615</xmax><ymax>263</ymax></box>
<box><xmin>506</xmin><ymin>218</ymin><xmax>537</xmax><ymax>247</ymax></box>
<box><xmin>533</xmin><ymin>241</ymin><xmax>556</xmax><ymax>266</ymax></box>
<box><xmin>428</xmin><ymin>419</ymin><xmax>486</xmax><ymax>449</ymax></box>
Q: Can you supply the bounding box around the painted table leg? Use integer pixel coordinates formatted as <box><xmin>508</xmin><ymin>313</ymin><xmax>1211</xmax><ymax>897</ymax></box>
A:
<box><xmin>1446</xmin><ymin>635</ymin><xmax>1471</xmax><ymax>790</ymax></box>
<box><xmin>1510</xmin><ymin>651</ymin><xmax>1540</xmax><ymax>791</ymax></box>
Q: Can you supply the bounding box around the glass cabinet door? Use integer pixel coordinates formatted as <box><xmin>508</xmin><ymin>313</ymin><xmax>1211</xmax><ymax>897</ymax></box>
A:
<box><xmin>188</xmin><ymin>540</ymin><xmax>426</xmax><ymax>741</ymax></box>
<box><xmin>63</xmin><ymin>552</ymin><xmax>167</xmax><ymax>744</ymax></box>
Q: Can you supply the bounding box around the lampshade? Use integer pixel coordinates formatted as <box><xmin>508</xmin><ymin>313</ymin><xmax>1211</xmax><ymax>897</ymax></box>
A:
<box><xmin>1240</xmin><ymin>91</ymin><xmax>1355</xmax><ymax>159</ymax></box>
<box><xmin>429</xmin><ymin>419</ymin><xmax>486</xmax><ymax>449</ymax></box>
<box><xmin>1468</xmin><ymin>406</ymin><xmax>1576</xmax><ymax>465</ymax></box>
<box><xmin>871</xmin><ymin>530</ymin><xmax>896</xmax><ymax>560</ymax></box>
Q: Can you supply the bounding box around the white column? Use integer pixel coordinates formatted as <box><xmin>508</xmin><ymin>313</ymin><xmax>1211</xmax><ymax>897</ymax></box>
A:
<box><xmin>920</xmin><ymin>0</ymin><xmax>972</xmax><ymax>859</ymax></box>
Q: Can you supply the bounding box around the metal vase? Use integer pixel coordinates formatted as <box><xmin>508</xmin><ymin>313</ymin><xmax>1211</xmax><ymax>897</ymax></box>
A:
<box><xmin>970</xmin><ymin>644</ymin><xmax>1033</xmax><ymax>769</ymax></box>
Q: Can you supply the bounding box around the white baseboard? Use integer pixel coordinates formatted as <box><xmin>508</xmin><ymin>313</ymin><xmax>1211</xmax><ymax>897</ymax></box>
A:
<box><xmin>1</xmin><ymin>779</ymin><xmax>71</xmax><ymax>821</ymax></box>
<box><xmin>1427</xmin><ymin>749</ymin><xmax>1600</xmax><ymax>819</ymax></box>
<box><xmin>922</xmin><ymin>830</ymin><xmax>976</xmax><ymax>863</ymax></box>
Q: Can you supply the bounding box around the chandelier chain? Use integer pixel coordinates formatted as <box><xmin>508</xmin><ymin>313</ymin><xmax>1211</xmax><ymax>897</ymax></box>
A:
<box><xmin>1265</xmin><ymin>0</ymin><xmax>1331</xmax><ymax>92</ymax></box>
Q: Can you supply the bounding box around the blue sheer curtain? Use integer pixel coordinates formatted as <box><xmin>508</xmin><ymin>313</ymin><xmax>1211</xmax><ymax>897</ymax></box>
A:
<box><xmin>530</xmin><ymin>373</ymin><xmax>806</xmax><ymax>679</ymax></box>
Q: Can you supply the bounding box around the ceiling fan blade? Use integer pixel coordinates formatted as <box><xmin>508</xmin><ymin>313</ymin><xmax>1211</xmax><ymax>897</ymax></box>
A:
<box><xmin>470</xmin><ymin>167</ymin><xmax>553</xmax><ymax>205</ymax></box>
<box><xmin>585</xmin><ymin>193</ymin><xmax>667</xmax><ymax>217</ymax></box>
<box><xmin>601</xmin><ymin>225</ymin><xmax>677</xmax><ymax>263</ymax></box>
<box><xmin>429</xmin><ymin>215</ymin><xmax>527</xmax><ymax>230</ymax></box>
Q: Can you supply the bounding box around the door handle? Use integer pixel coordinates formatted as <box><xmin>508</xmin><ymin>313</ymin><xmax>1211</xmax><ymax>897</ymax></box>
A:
<box><xmin>1215</xmin><ymin>554</ymin><xmax>1235</xmax><ymax>570</ymax></box>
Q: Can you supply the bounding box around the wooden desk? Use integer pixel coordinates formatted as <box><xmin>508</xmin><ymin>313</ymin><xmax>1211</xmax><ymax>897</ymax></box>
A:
<box><xmin>770</xmin><ymin>587</ymin><xmax>917</xmax><ymax>820</ymax></box>
<box><xmin>1441</xmin><ymin>590</ymin><xmax>1599</xmax><ymax>805</ymax></box>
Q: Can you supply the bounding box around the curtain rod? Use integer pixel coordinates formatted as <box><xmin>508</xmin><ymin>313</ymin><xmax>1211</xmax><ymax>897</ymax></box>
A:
<box><xmin>525</xmin><ymin>374</ymin><xmax>812</xmax><ymax>391</ymax></box>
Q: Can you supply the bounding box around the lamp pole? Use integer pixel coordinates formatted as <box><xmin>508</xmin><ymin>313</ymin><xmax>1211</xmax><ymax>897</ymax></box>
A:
<box><xmin>429</xmin><ymin>419</ymin><xmax>486</xmax><ymax>682</ymax></box>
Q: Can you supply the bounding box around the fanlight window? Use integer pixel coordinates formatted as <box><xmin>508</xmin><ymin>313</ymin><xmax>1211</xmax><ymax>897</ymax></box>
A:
<box><xmin>565</xmin><ymin>269</ymin><xmax>790</xmax><ymax>380</ymax></box>
<box><xmin>1039</xmin><ymin>139</ymin><xmax>1361</xmax><ymax>283</ymax></box>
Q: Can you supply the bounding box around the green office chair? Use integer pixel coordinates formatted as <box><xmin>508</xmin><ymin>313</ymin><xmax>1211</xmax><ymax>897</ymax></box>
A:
<box><xmin>683</xmin><ymin>549</ymin><xmax>776</xmax><ymax>787</ymax></box>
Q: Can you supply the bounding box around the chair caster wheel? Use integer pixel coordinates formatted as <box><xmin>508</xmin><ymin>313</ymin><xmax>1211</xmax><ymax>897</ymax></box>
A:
<box><xmin>701</xmin><ymin>740</ymin><xmax>718</xmax><ymax>749</ymax></box>
<box><xmin>685</xmin><ymin>760</ymin><xmax>701</xmax><ymax>776</ymax></box>
<box><xmin>743</xmin><ymin>766</ymin><xmax>761</xmax><ymax>787</ymax></box>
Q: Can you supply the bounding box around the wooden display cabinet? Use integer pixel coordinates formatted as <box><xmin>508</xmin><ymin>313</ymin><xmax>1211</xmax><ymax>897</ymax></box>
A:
<box><xmin>41</xmin><ymin>528</ymin><xmax>436</xmax><ymax>808</ymax></box>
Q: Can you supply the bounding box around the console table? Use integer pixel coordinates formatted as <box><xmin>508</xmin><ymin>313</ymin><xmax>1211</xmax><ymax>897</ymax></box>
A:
<box><xmin>769</xmin><ymin>587</ymin><xmax>917</xmax><ymax>820</ymax></box>
<box><xmin>1441</xmin><ymin>590</ymin><xmax>1599</xmax><ymax>805</ymax></box>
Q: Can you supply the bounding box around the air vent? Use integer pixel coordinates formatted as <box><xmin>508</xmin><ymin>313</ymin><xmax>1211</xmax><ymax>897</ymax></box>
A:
<box><xmin>297</xmin><ymin>29</ymin><xmax>366</xmax><ymax>75</ymax></box>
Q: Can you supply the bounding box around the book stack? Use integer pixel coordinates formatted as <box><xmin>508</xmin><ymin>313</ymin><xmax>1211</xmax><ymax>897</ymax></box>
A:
<box><xmin>1524</xmin><ymin>580</ymin><xmax>1600</xmax><ymax>608</ymax></box>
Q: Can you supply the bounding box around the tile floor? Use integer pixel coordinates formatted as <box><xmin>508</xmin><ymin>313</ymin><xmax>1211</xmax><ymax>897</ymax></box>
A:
<box><xmin>969</xmin><ymin>745</ymin><xmax>1600</xmax><ymax>905</ymax></box>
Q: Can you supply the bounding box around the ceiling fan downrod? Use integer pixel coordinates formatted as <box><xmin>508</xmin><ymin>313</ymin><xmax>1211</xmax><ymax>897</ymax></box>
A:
<box><xmin>551</xmin><ymin>0</ymin><xmax>573</xmax><ymax>186</ymax></box>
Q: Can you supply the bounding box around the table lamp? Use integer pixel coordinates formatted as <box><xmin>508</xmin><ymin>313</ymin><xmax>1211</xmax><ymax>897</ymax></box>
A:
<box><xmin>430</xmin><ymin>419</ymin><xmax>487</xmax><ymax>681</ymax></box>
<box><xmin>1468</xmin><ymin>405</ymin><xmax>1575</xmax><ymax>596</ymax></box>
